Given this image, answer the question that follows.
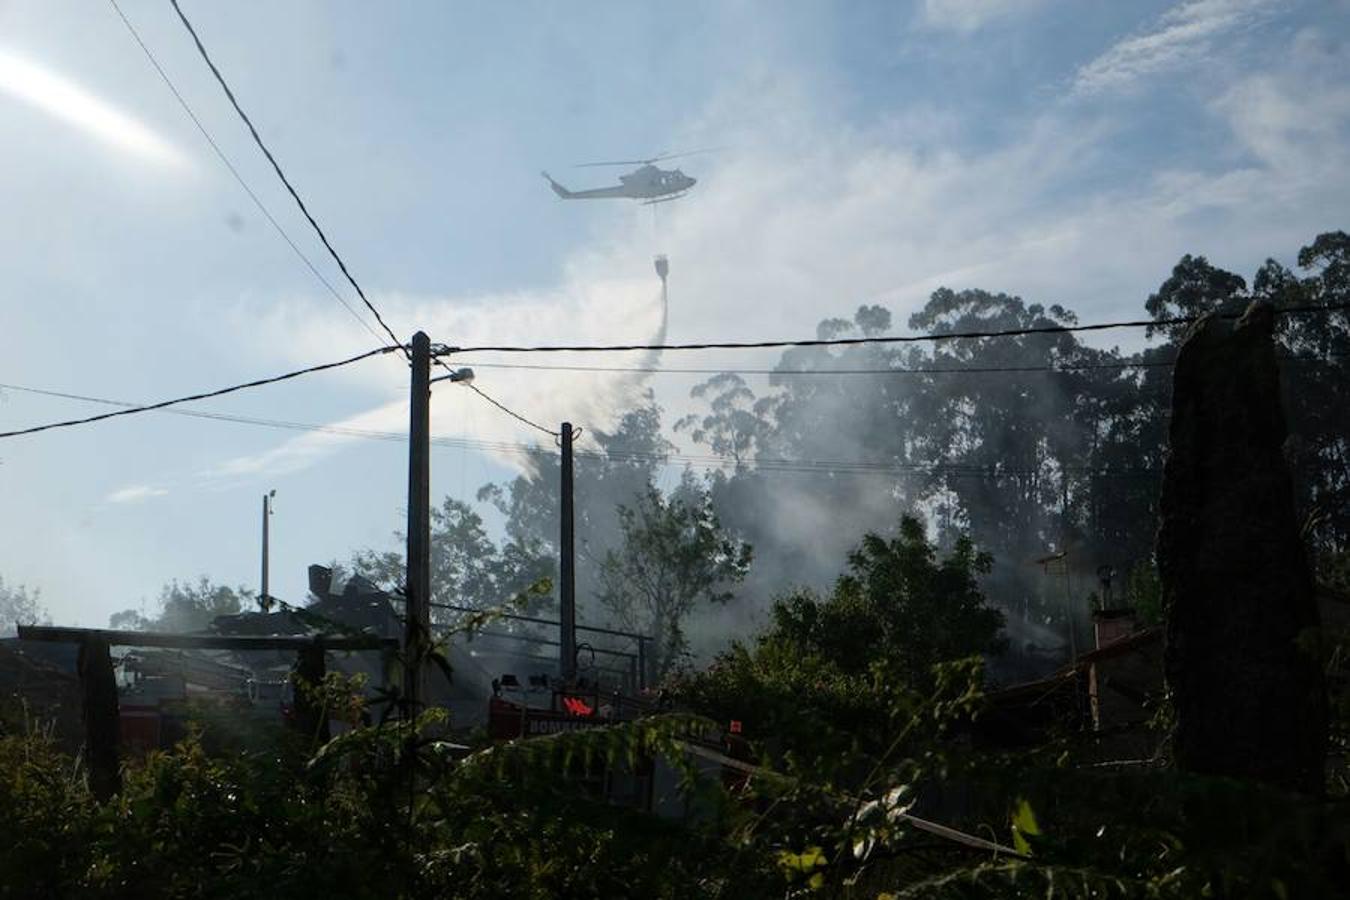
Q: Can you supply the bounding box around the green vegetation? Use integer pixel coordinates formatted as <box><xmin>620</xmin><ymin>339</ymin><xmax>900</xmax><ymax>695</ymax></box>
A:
<box><xmin>597</xmin><ymin>472</ymin><xmax>752</xmax><ymax>677</ymax></box>
<box><xmin>5</xmin><ymin>510</ymin><xmax>1347</xmax><ymax>898</ymax></box>
<box><xmin>5</xmin><ymin>233</ymin><xmax>1347</xmax><ymax>896</ymax></box>
<box><xmin>0</xmin><ymin>576</ymin><xmax>48</xmax><ymax>635</ymax></box>
<box><xmin>670</xmin><ymin>515</ymin><xmax>1000</xmax><ymax>768</ymax></box>
<box><xmin>109</xmin><ymin>577</ymin><xmax>251</xmax><ymax>632</ymax></box>
<box><xmin>0</xmin><ymin>714</ymin><xmax>750</xmax><ymax>899</ymax></box>
<box><xmin>1124</xmin><ymin>561</ymin><xmax>1162</xmax><ymax>627</ymax></box>
<box><xmin>342</xmin><ymin>232</ymin><xmax>1347</xmax><ymax>660</ymax></box>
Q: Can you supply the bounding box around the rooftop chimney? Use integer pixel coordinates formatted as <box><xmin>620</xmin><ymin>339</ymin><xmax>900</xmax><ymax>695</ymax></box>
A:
<box><xmin>307</xmin><ymin>564</ymin><xmax>333</xmax><ymax>599</ymax></box>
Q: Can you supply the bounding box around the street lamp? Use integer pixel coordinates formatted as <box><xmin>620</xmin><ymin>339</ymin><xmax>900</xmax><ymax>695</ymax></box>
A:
<box><xmin>430</xmin><ymin>367</ymin><xmax>474</xmax><ymax>386</ymax></box>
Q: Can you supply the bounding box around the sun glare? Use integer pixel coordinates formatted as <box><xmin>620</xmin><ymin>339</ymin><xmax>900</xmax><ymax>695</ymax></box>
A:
<box><xmin>0</xmin><ymin>50</ymin><xmax>185</xmax><ymax>168</ymax></box>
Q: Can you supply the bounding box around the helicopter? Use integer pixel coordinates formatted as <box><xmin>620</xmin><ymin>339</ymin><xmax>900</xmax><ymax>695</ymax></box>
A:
<box><xmin>541</xmin><ymin>150</ymin><xmax>706</xmax><ymax>205</ymax></box>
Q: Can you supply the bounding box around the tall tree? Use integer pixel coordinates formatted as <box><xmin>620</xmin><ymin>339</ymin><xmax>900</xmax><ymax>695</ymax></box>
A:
<box><xmin>596</xmin><ymin>472</ymin><xmax>751</xmax><ymax>678</ymax></box>
<box><xmin>350</xmin><ymin>498</ymin><xmax>546</xmax><ymax>618</ymax></box>
<box><xmin>1263</xmin><ymin>233</ymin><xmax>1350</xmax><ymax>553</ymax></box>
<box><xmin>1145</xmin><ymin>233</ymin><xmax>1350</xmax><ymax>554</ymax></box>
<box><xmin>682</xmin><ymin>295</ymin><xmax>1144</xmax><ymax>636</ymax></box>
<box><xmin>684</xmin><ymin>306</ymin><xmax>920</xmax><ymax>612</ymax></box>
<box><xmin>766</xmin><ymin>515</ymin><xmax>1005</xmax><ymax>689</ymax></box>
<box><xmin>0</xmin><ymin>577</ymin><xmax>48</xmax><ymax>635</ymax></box>
<box><xmin>679</xmin><ymin>234</ymin><xmax>1347</xmax><ymax>660</ymax></box>
<box><xmin>1144</xmin><ymin>254</ymin><xmax>1249</xmax><ymax>340</ymax></box>
<box><xmin>109</xmin><ymin>577</ymin><xmax>249</xmax><ymax>632</ymax></box>
<box><xmin>476</xmin><ymin>395</ymin><xmax>673</xmax><ymax>622</ymax></box>
<box><xmin>350</xmin><ymin>394</ymin><xmax>675</xmax><ymax>635</ymax></box>
<box><xmin>902</xmin><ymin>290</ymin><xmax>1124</xmax><ymax>595</ymax></box>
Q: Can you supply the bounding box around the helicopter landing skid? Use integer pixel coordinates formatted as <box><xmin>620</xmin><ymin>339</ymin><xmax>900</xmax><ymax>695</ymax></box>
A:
<box><xmin>641</xmin><ymin>192</ymin><xmax>688</xmax><ymax>206</ymax></box>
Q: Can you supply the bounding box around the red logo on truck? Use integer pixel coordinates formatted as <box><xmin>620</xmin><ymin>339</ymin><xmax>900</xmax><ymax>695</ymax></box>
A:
<box><xmin>561</xmin><ymin>696</ymin><xmax>594</xmax><ymax>717</ymax></box>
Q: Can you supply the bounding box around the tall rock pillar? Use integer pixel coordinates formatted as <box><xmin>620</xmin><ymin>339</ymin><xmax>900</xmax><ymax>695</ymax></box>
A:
<box><xmin>1157</xmin><ymin>301</ymin><xmax>1326</xmax><ymax>794</ymax></box>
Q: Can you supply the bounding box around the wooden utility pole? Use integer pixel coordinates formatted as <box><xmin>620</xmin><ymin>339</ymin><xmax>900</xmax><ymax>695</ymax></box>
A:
<box><xmin>77</xmin><ymin>635</ymin><xmax>121</xmax><ymax>802</ymax></box>
<box><xmin>405</xmin><ymin>332</ymin><xmax>432</xmax><ymax>715</ymax></box>
<box><xmin>293</xmin><ymin>639</ymin><xmax>331</xmax><ymax>747</ymax></box>
<box><xmin>560</xmin><ymin>421</ymin><xmax>577</xmax><ymax>683</ymax></box>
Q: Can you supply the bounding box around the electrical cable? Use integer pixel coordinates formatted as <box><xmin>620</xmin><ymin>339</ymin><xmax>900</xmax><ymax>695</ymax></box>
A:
<box><xmin>452</xmin><ymin>359</ymin><xmax>1178</xmax><ymax>377</ymax></box>
<box><xmin>462</xmin><ymin>382</ymin><xmax>560</xmax><ymax>438</ymax></box>
<box><xmin>168</xmin><ymin>0</ymin><xmax>406</xmax><ymax>355</ymax></box>
<box><xmin>422</xmin><ymin>352</ymin><xmax>1339</xmax><ymax>377</ymax></box>
<box><xmin>436</xmin><ymin>303</ymin><xmax>1350</xmax><ymax>356</ymax></box>
<box><xmin>439</xmin><ymin>301</ymin><xmax>1344</xmax><ymax>432</ymax></box>
<box><xmin>0</xmin><ymin>346</ymin><xmax>397</xmax><ymax>439</ymax></box>
<box><xmin>0</xmin><ymin>378</ymin><xmax>1159</xmax><ymax>479</ymax></box>
<box><xmin>7</xmin><ymin>303</ymin><xmax>1338</xmax><ymax>444</ymax></box>
<box><xmin>433</xmin><ymin>353</ymin><xmax>561</xmax><ymax>439</ymax></box>
<box><xmin>106</xmin><ymin>0</ymin><xmax>386</xmax><ymax>347</ymax></box>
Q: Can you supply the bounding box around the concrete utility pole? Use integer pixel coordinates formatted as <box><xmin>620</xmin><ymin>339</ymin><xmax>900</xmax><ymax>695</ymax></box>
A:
<box><xmin>405</xmin><ymin>332</ymin><xmax>432</xmax><ymax>715</ymax></box>
<box><xmin>260</xmin><ymin>489</ymin><xmax>275</xmax><ymax>612</ymax></box>
<box><xmin>559</xmin><ymin>422</ymin><xmax>577</xmax><ymax>683</ymax></box>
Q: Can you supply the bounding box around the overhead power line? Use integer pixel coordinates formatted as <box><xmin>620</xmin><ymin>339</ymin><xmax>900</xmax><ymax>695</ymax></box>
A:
<box><xmin>156</xmin><ymin>3</ymin><xmax>548</xmax><ymax>446</ymax></box>
<box><xmin>168</xmin><ymin>0</ymin><xmax>405</xmax><ymax>354</ymax></box>
<box><xmin>462</xmin><ymin>383</ymin><xmax>559</xmax><ymax>439</ymax></box>
<box><xmin>106</xmin><ymin>0</ymin><xmax>386</xmax><ymax>347</ymax></box>
<box><xmin>0</xmin><ymin>378</ymin><xmax>1159</xmax><ymax>479</ymax></box>
<box><xmin>453</xmin><ymin>359</ymin><xmax>1177</xmax><ymax>376</ymax></box>
<box><xmin>0</xmin><ymin>347</ymin><xmax>397</xmax><ymax>439</ymax></box>
<box><xmin>430</xmin><ymin>352</ymin><xmax>1338</xmax><ymax>377</ymax></box>
<box><xmin>438</xmin><ymin>303</ymin><xmax>1350</xmax><ymax>356</ymax></box>
<box><xmin>161</xmin><ymin>2</ymin><xmax>548</xmax><ymax>435</ymax></box>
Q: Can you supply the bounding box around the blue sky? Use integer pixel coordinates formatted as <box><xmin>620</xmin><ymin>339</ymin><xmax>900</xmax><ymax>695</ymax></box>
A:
<box><xmin>2</xmin><ymin>0</ymin><xmax>1347</xmax><ymax>627</ymax></box>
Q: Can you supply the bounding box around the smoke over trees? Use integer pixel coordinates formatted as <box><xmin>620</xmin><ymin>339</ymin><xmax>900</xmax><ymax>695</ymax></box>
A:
<box><xmin>678</xmin><ymin>231</ymin><xmax>1347</xmax><ymax>659</ymax></box>
<box><xmin>596</xmin><ymin>473</ymin><xmax>751</xmax><ymax>678</ymax></box>
<box><xmin>351</xmin><ymin>498</ymin><xmax>553</xmax><ymax>618</ymax></box>
<box><xmin>767</xmin><ymin>515</ymin><xmax>1004</xmax><ymax>690</ymax></box>
<box><xmin>108</xmin><ymin>577</ymin><xmax>250</xmax><ymax>632</ymax></box>
<box><xmin>354</xmin><ymin>231</ymin><xmax>1347</xmax><ymax>676</ymax></box>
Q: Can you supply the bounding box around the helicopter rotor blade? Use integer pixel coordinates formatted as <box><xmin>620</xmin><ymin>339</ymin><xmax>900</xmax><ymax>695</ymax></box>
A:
<box><xmin>646</xmin><ymin>146</ymin><xmax>723</xmax><ymax>164</ymax></box>
<box><xmin>573</xmin><ymin>147</ymin><xmax>720</xmax><ymax>168</ymax></box>
<box><xmin>574</xmin><ymin>159</ymin><xmax>650</xmax><ymax>168</ymax></box>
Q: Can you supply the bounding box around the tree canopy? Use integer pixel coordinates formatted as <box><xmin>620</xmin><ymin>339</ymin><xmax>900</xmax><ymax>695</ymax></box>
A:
<box><xmin>769</xmin><ymin>515</ymin><xmax>1005</xmax><ymax>687</ymax></box>
<box><xmin>0</xmin><ymin>577</ymin><xmax>48</xmax><ymax>636</ymax></box>
<box><xmin>596</xmin><ymin>472</ymin><xmax>752</xmax><ymax>678</ymax></box>
<box><xmin>108</xmin><ymin>577</ymin><xmax>249</xmax><ymax>632</ymax></box>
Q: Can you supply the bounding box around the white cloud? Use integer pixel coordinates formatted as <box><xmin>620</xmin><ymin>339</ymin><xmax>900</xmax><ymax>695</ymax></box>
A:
<box><xmin>1072</xmin><ymin>0</ymin><xmax>1282</xmax><ymax>95</ymax></box>
<box><xmin>213</xmin><ymin>23</ymin><xmax>1348</xmax><ymax>481</ymax></box>
<box><xmin>211</xmin><ymin>400</ymin><xmax>407</xmax><ymax>480</ymax></box>
<box><xmin>215</xmin><ymin>272</ymin><xmax>667</xmax><ymax>479</ymax></box>
<box><xmin>106</xmin><ymin>484</ymin><xmax>169</xmax><ymax>504</ymax></box>
<box><xmin>1210</xmin><ymin>29</ymin><xmax>1350</xmax><ymax>174</ymax></box>
<box><xmin>0</xmin><ymin>50</ymin><xmax>186</xmax><ymax>168</ymax></box>
<box><xmin>919</xmin><ymin>0</ymin><xmax>1048</xmax><ymax>32</ymax></box>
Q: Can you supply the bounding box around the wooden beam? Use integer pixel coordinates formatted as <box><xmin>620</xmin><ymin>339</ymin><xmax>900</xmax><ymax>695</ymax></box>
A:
<box><xmin>18</xmin><ymin>625</ymin><xmax>395</xmax><ymax>652</ymax></box>
<box><xmin>430</xmin><ymin>603</ymin><xmax>653</xmax><ymax>642</ymax></box>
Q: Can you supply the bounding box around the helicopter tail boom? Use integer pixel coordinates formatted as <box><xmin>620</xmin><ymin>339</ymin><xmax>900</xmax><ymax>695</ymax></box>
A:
<box><xmin>541</xmin><ymin>171</ymin><xmax>573</xmax><ymax>198</ymax></box>
<box><xmin>541</xmin><ymin>171</ymin><xmax>633</xmax><ymax>200</ymax></box>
